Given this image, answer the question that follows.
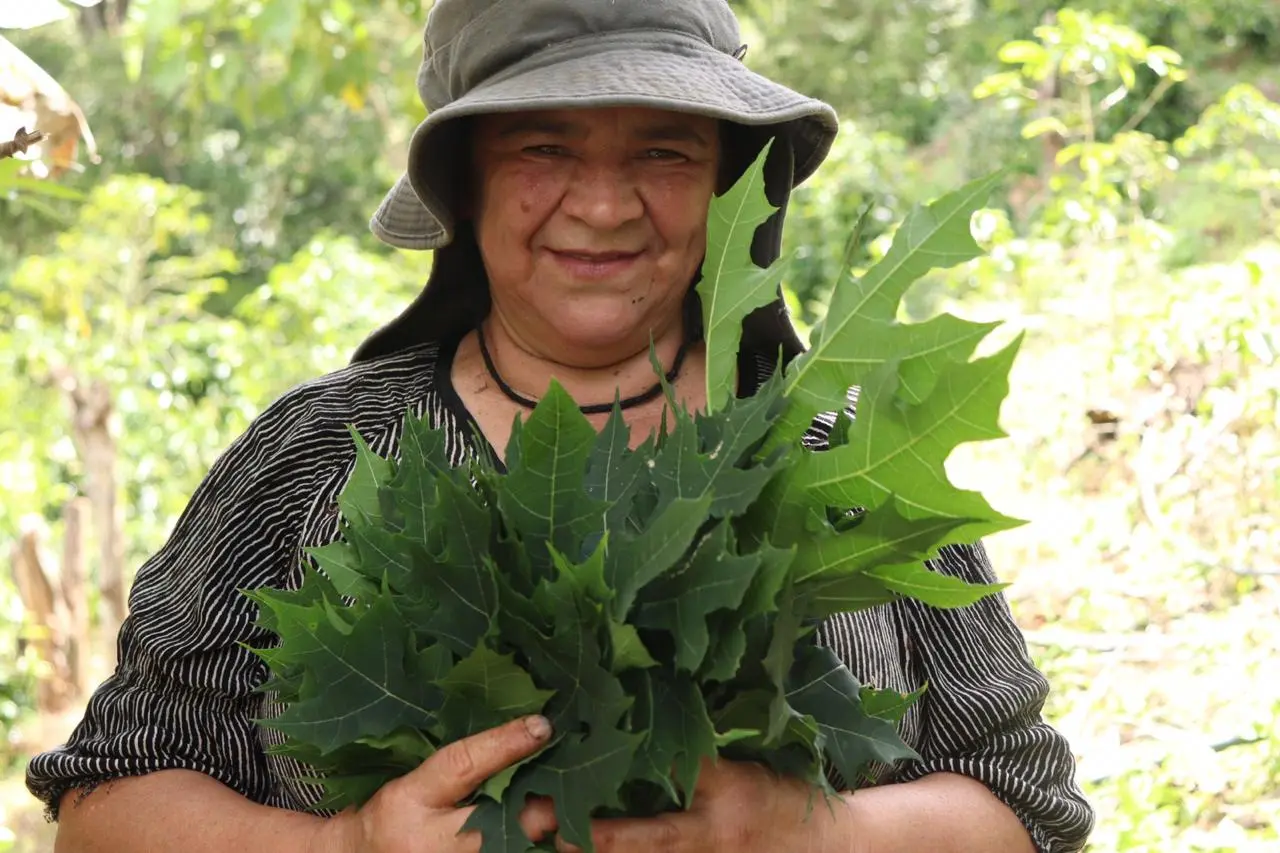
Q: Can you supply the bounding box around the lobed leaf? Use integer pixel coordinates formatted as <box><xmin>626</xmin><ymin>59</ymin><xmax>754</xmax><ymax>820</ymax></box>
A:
<box><xmin>786</xmin><ymin>643</ymin><xmax>920</xmax><ymax>786</ymax></box>
<box><xmin>262</xmin><ymin>592</ymin><xmax>442</xmax><ymax>756</ymax></box>
<box><xmin>500</xmin><ymin>381</ymin><xmax>605</xmax><ymax>580</ymax></box>
<box><xmin>797</xmin><ymin>338</ymin><xmax>1026</xmax><ymax>546</ymax></box>
<box><xmin>779</xmin><ymin>170</ymin><xmax>1011</xmax><ymax>442</ymax></box>
<box><xmin>635</xmin><ymin>524</ymin><xmax>765</xmax><ymax>673</ymax></box>
<box><xmin>697</xmin><ymin>141</ymin><xmax>789</xmax><ymax>413</ymax></box>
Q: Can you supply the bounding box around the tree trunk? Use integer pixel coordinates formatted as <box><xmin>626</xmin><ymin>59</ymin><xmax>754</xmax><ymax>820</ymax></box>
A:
<box><xmin>61</xmin><ymin>498</ymin><xmax>91</xmax><ymax>696</ymax></box>
<box><xmin>59</xmin><ymin>372</ymin><xmax>127</xmax><ymax>637</ymax></box>
<box><xmin>77</xmin><ymin>0</ymin><xmax>131</xmax><ymax>37</ymax></box>
<box><xmin>10</xmin><ymin>524</ymin><xmax>77</xmax><ymax>714</ymax></box>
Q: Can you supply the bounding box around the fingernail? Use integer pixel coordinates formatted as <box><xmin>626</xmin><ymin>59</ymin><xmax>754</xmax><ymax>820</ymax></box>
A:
<box><xmin>525</xmin><ymin>715</ymin><xmax>552</xmax><ymax>740</ymax></box>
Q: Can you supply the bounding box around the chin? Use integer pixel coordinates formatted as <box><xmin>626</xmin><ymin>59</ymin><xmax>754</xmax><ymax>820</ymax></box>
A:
<box><xmin>544</xmin><ymin>306</ymin><xmax>660</xmax><ymax>357</ymax></box>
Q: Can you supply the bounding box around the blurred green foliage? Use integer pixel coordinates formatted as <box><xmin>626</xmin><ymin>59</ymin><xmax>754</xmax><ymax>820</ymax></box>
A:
<box><xmin>2</xmin><ymin>1</ymin><xmax>1279</xmax><ymax>850</ymax></box>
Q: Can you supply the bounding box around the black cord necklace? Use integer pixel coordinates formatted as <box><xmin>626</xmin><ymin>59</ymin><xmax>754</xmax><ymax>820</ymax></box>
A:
<box><xmin>476</xmin><ymin>323</ymin><xmax>696</xmax><ymax>415</ymax></box>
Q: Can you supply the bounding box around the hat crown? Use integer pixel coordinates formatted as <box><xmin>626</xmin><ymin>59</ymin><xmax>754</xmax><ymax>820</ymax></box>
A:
<box><xmin>418</xmin><ymin>0</ymin><xmax>742</xmax><ymax>110</ymax></box>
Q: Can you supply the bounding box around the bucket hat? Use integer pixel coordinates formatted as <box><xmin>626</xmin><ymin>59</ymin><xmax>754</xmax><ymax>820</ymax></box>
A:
<box><xmin>369</xmin><ymin>0</ymin><xmax>839</xmax><ymax>251</ymax></box>
<box><xmin>353</xmin><ymin>0</ymin><xmax>838</xmax><ymax>366</ymax></box>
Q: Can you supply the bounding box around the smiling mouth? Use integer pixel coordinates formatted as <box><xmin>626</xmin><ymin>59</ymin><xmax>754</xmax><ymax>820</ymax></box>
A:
<box><xmin>552</xmin><ymin>250</ymin><xmax>642</xmax><ymax>262</ymax></box>
<box><xmin>548</xmin><ymin>249</ymin><xmax>645</xmax><ymax>279</ymax></box>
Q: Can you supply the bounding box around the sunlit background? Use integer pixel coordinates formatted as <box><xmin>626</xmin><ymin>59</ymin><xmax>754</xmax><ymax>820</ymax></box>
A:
<box><xmin>1</xmin><ymin>0</ymin><xmax>1278</xmax><ymax>850</ymax></box>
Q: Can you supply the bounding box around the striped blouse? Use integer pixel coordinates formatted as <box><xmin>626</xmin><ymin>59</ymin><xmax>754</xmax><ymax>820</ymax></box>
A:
<box><xmin>26</xmin><ymin>340</ymin><xmax>1095</xmax><ymax>852</ymax></box>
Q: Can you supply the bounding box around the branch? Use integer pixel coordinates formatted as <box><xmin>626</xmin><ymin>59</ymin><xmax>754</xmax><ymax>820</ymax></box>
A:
<box><xmin>0</xmin><ymin>126</ymin><xmax>48</xmax><ymax>160</ymax></box>
<box><xmin>1119</xmin><ymin>76</ymin><xmax>1176</xmax><ymax>135</ymax></box>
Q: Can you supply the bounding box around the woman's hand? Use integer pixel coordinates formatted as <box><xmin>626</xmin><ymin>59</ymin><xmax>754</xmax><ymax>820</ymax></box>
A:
<box><xmin>315</xmin><ymin>715</ymin><xmax>559</xmax><ymax>853</ymax></box>
<box><xmin>555</xmin><ymin>758</ymin><xmax>862</xmax><ymax>853</ymax></box>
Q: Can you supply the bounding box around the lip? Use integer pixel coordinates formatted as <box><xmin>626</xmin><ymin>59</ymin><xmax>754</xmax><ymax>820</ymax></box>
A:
<box><xmin>548</xmin><ymin>249</ymin><xmax>644</xmax><ymax>278</ymax></box>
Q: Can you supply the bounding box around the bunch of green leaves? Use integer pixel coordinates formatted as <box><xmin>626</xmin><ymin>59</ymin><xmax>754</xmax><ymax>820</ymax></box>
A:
<box><xmin>246</xmin><ymin>148</ymin><xmax>1022</xmax><ymax>853</ymax></box>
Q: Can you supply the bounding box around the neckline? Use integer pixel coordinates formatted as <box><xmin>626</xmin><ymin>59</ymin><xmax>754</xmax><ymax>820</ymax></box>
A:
<box><xmin>434</xmin><ymin>333</ymin><xmax>509</xmax><ymax>474</ymax></box>
<box><xmin>432</xmin><ymin>335</ymin><xmax>770</xmax><ymax>476</ymax></box>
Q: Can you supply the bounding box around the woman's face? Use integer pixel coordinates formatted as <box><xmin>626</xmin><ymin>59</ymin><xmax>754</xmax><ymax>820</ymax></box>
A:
<box><xmin>470</xmin><ymin>106</ymin><xmax>720</xmax><ymax>364</ymax></box>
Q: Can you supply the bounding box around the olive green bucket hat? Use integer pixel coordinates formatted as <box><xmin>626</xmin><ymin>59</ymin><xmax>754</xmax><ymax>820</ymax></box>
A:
<box><xmin>370</xmin><ymin>0</ymin><xmax>839</xmax><ymax>251</ymax></box>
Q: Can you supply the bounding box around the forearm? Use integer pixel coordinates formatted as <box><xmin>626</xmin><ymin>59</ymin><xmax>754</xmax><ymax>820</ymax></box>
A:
<box><xmin>55</xmin><ymin>770</ymin><xmax>331</xmax><ymax>853</ymax></box>
<box><xmin>826</xmin><ymin>772</ymin><xmax>1037</xmax><ymax>853</ymax></box>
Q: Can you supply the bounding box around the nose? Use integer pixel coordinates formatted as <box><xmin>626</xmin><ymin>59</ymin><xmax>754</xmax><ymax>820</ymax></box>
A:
<box><xmin>559</xmin><ymin>162</ymin><xmax>644</xmax><ymax>230</ymax></box>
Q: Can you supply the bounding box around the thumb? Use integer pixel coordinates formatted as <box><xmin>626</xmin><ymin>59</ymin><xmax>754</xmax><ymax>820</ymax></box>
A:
<box><xmin>408</xmin><ymin>715</ymin><xmax>554</xmax><ymax>807</ymax></box>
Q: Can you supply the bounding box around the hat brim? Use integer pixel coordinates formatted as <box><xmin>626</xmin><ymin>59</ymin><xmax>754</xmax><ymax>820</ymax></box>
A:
<box><xmin>370</xmin><ymin>32</ymin><xmax>838</xmax><ymax>251</ymax></box>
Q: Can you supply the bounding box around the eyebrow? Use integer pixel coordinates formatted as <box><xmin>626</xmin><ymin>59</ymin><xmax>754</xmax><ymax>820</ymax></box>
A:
<box><xmin>635</xmin><ymin>123</ymin><xmax>713</xmax><ymax>148</ymax></box>
<box><xmin>493</xmin><ymin>117</ymin><xmax>713</xmax><ymax>148</ymax></box>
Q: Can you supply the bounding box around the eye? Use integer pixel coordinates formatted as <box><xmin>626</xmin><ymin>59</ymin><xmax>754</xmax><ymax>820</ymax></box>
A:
<box><xmin>643</xmin><ymin>148</ymin><xmax>687</xmax><ymax>161</ymax></box>
<box><xmin>524</xmin><ymin>144</ymin><xmax>569</xmax><ymax>157</ymax></box>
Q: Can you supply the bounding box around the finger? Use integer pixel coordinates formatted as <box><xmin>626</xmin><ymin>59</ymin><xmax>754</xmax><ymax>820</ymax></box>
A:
<box><xmin>518</xmin><ymin>796</ymin><xmax>559</xmax><ymax>842</ymax></box>
<box><xmin>410</xmin><ymin>715</ymin><xmax>554</xmax><ymax>806</ymax></box>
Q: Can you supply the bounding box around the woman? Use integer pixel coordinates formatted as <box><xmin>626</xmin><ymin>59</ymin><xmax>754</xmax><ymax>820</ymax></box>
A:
<box><xmin>28</xmin><ymin>1</ymin><xmax>1095</xmax><ymax>851</ymax></box>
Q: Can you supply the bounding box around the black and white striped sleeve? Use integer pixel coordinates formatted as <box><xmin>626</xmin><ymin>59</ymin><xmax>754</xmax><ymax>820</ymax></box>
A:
<box><xmin>23</xmin><ymin>383</ymin><xmax>333</xmax><ymax>818</ymax></box>
<box><xmin>891</xmin><ymin>542</ymin><xmax>1096</xmax><ymax>853</ymax></box>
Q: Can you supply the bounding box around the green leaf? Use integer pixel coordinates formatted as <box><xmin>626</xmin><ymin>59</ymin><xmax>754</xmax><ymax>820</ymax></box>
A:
<box><xmin>357</xmin><ymin>726</ymin><xmax>439</xmax><ymax>764</ymax></box>
<box><xmin>998</xmin><ymin>40</ymin><xmax>1048</xmax><ymax>66</ymax></box>
<box><xmin>1021</xmin><ymin>116</ymin><xmax>1070</xmax><ymax>140</ymax></box>
<box><xmin>796</xmin><ymin>339</ymin><xmax>1026</xmax><ymax>548</ymax></box>
<box><xmin>762</xmin><ymin>580</ymin><xmax>804</xmax><ymax>744</ymax></box>
<box><xmin>410</xmin><ymin>477</ymin><xmax>502</xmax><ymax>655</ymax></box>
<box><xmin>414</xmin><ymin>554</ymin><xmax>500</xmax><ymax>658</ymax></box>
<box><xmin>786</xmin><ymin>644</ymin><xmax>919</xmax><ymax>785</ymax></box>
<box><xmin>502</xmin><ymin>599</ymin><xmax>632</xmax><ymax>737</ymax></box>
<box><xmin>536</xmin><ymin>536</ymin><xmax>613</xmax><ymax>632</ymax></box>
<box><xmin>713</xmin><ymin>728</ymin><xmax>760</xmax><ymax>748</ymax></box>
<box><xmin>389</xmin><ymin>411</ymin><xmax>455</xmax><ymax>543</ymax></box>
<box><xmin>312</xmin><ymin>774</ymin><xmax>395</xmax><ymax>811</ymax></box>
<box><xmin>247</xmin><ymin>574</ymin><xmax>347</xmax><ymax>700</ymax></box>
<box><xmin>305</xmin><ymin>539</ymin><xmax>377</xmax><ymax>601</ymax></box>
<box><xmin>635</xmin><ymin>524</ymin><xmax>764</xmax><ymax>673</ymax></box>
<box><xmin>866</xmin><ymin>560</ymin><xmax>1007</xmax><ymax>609</ymax></box>
<box><xmin>860</xmin><ymin>685</ymin><xmax>926</xmax><ymax>724</ymax></box>
<box><xmin>893</xmin><ymin>316</ymin><xmax>1002</xmax><ymax>405</ymax></box>
<box><xmin>713</xmin><ymin>690</ymin><xmax>826</xmax><ymax>787</ymax></box>
<box><xmin>467</xmin><ymin>728</ymin><xmax>644</xmax><ymax>853</ymax></box>
<box><xmin>604</xmin><ymin>494</ymin><xmax>714</xmax><ymax>619</ymax></box>
<box><xmin>337</xmin><ymin>426</ymin><xmax>394</xmax><ymax>526</ymax></box>
<box><xmin>436</xmin><ymin>646</ymin><xmax>555</xmax><ymax>743</ymax></box>
<box><xmin>263</xmin><ymin>593</ymin><xmax>441</xmax><ymax>756</ymax></box>
<box><xmin>464</xmin><ymin>799</ymin><xmax>532</xmax><ymax>853</ymax></box>
<box><xmin>501</xmin><ymin>381</ymin><xmax>605</xmax><ymax>579</ymax></box>
<box><xmin>519</xmin><ymin>728</ymin><xmax>645</xmax><ymax>850</ymax></box>
<box><xmin>779</xmin><ymin>170</ymin><xmax>1009</xmax><ymax>443</ymax></box>
<box><xmin>651</xmin><ymin>376</ymin><xmax>788</xmax><ymax>518</ymax></box>
<box><xmin>698</xmin><ymin>140</ymin><xmax>790</xmax><ymax>412</ymax></box>
<box><xmin>608</xmin><ymin>621</ymin><xmax>659</xmax><ymax>673</ymax></box>
<box><xmin>738</xmin><ymin>543</ymin><xmax>796</xmax><ymax>619</ymax></box>
<box><xmin>791</xmin><ymin>500</ymin><xmax>974</xmax><ymax>585</ymax></box>
<box><xmin>246</xmin><ymin>563</ymin><xmax>342</xmax><ymax>638</ymax></box>
<box><xmin>795</xmin><ymin>568</ymin><xmax>898</xmax><ymax>622</ymax></box>
<box><xmin>698</xmin><ymin>612</ymin><xmax>748</xmax><ymax>683</ymax></box>
<box><xmin>1118</xmin><ymin>60</ymin><xmax>1137</xmax><ymax>91</ymax></box>
<box><xmin>0</xmin><ymin>160</ymin><xmax>85</xmax><ymax>200</ymax></box>
<box><xmin>630</xmin><ymin>671</ymin><xmax>718</xmax><ymax>807</ymax></box>
<box><xmin>583</xmin><ymin>408</ymin><xmax>646</xmax><ymax>532</ymax></box>
<box><xmin>342</xmin><ymin>525</ymin><xmax>419</xmax><ymax>594</ymax></box>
